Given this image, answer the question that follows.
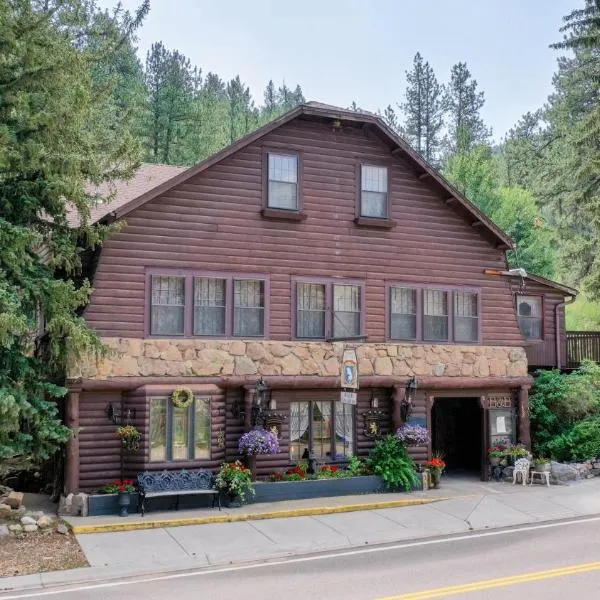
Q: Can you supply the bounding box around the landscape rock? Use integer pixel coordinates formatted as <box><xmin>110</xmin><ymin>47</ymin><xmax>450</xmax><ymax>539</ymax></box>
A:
<box><xmin>56</xmin><ymin>523</ymin><xmax>69</xmax><ymax>535</ymax></box>
<box><xmin>0</xmin><ymin>503</ymin><xmax>12</xmax><ymax>517</ymax></box>
<box><xmin>37</xmin><ymin>515</ymin><xmax>55</xmax><ymax>529</ymax></box>
<box><xmin>8</xmin><ymin>523</ymin><xmax>23</xmax><ymax>533</ymax></box>
<box><xmin>551</xmin><ymin>461</ymin><xmax>579</xmax><ymax>482</ymax></box>
<box><xmin>6</xmin><ymin>491</ymin><xmax>24</xmax><ymax>509</ymax></box>
<box><xmin>20</xmin><ymin>516</ymin><xmax>36</xmax><ymax>526</ymax></box>
<box><xmin>0</xmin><ymin>524</ymin><xmax>9</xmax><ymax>537</ymax></box>
<box><xmin>23</xmin><ymin>524</ymin><xmax>38</xmax><ymax>533</ymax></box>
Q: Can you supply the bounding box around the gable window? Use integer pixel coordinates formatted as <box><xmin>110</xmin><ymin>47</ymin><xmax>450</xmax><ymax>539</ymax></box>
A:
<box><xmin>233</xmin><ymin>279</ymin><xmax>265</xmax><ymax>337</ymax></box>
<box><xmin>194</xmin><ymin>277</ymin><xmax>226</xmax><ymax>335</ymax></box>
<box><xmin>390</xmin><ymin>287</ymin><xmax>417</xmax><ymax>340</ymax></box>
<box><xmin>360</xmin><ymin>165</ymin><xmax>388</xmax><ymax>218</ymax></box>
<box><xmin>268</xmin><ymin>153</ymin><xmax>298</xmax><ymax>210</ymax></box>
<box><xmin>454</xmin><ymin>291</ymin><xmax>479</xmax><ymax>342</ymax></box>
<box><xmin>149</xmin><ymin>396</ymin><xmax>210</xmax><ymax>462</ymax></box>
<box><xmin>151</xmin><ymin>276</ymin><xmax>185</xmax><ymax>335</ymax></box>
<box><xmin>295</xmin><ymin>280</ymin><xmax>363</xmax><ymax>340</ymax></box>
<box><xmin>289</xmin><ymin>400</ymin><xmax>354</xmax><ymax>462</ymax></box>
<box><xmin>423</xmin><ymin>289</ymin><xmax>449</xmax><ymax>341</ymax></box>
<box><xmin>518</xmin><ymin>295</ymin><xmax>542</xmax><ymax>340</ymax></box>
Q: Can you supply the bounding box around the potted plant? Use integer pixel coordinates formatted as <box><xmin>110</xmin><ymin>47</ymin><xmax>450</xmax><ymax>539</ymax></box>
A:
<box><xmin>396</xmin><ymin>424</ymin><xmax>431</xmax><ymax>447</ymax></box>
<box><xmin>532</xmin><ymin>457</ymin><xmax>551</xmax><ymax>473</ymax></box>
<box><xmin>116</xmin><ymin>425</ymin><xmax>141</xmax><ymax>452</ymax></box>
<box><xmin>102</xmin><ymin>480</ymin><xmax>136</xmax><ymax>517</ymax></box>
<box><xmin>214</xmin><ymin>461</ymin><xmax>255</xmax><ymax>506</ymax></box>
<box><xmin>488</xmin><ymin>445</ymin><xmax>506</xmax><ymax>467</ymax></box>
<box><xmin>238</xmin><ymin>427</ymin><xmax>280</xmax><ymax>479</ymax></box>
<box><xmin>423</xmin><ymin>456</ymin><xmax>446</xmax><ymax>489</ymax></box>
<box><xmin>505</xmin><ymin>444</ymin><xmax>530</xmax><ymax>466</ymax></box>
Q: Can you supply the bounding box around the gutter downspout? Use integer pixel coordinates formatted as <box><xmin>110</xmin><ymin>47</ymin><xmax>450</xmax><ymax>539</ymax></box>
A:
<box><xmin>556</xmin><ymin>295</ymin><xmax>577</xmax><ymax>369</ymax></box>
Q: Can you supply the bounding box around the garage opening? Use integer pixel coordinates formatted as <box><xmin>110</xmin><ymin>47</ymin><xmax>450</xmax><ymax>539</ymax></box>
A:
<box><xmin>431</xmin><ymin>397</ymin><xmax>482</xmax><ymax>474</ymax></box>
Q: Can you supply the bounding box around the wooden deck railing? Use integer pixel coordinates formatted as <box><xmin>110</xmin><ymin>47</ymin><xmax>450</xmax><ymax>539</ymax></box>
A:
<box><xmin>566</xmin><ymin>332</ymin><xmax>600</xmax><ymax>369</ymax></box>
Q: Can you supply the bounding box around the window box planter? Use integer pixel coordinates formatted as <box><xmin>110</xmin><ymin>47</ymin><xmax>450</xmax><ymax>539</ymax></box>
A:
<box><xmin>87</xmin><ymin>492</ymin><xmax>215</xmax><ymax>516</ymax></box>
<box><xmin>251</xmin><ymin>473</ymin><xmax>425</xmax><ymax>504</ymax></box>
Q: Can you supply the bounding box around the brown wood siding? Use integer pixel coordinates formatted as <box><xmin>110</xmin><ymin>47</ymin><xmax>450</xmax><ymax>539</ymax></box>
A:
<box><xmin>515</xmin><ymin>281</ymin><xmax>567</xmax><ymax>369</ymax></box>
<box><xmin>78</xmin><ymin>391</ymin><xmax>123</xmax><ymax>491</ymax></box>
<box><xmin>84</xmin><ymin>117</ymin><xmax>522</xmax><ymax>346</ymax></box>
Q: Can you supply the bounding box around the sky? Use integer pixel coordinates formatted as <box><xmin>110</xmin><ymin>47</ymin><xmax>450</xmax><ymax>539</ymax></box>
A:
<box><xmin>98</xmin><ymin>0</ymin><xmax>575</xmax><ymax>141</ymax></box>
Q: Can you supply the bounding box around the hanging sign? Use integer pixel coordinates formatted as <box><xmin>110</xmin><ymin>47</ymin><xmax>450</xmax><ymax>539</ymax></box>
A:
<box><xmin>341</xmin><ymin>348</ymin><xmax>359</xmax><ymax>390</ymax></box>
<box><xmin>341</xmin><ymin>391</ymin><xmax>358</xmax><ymax>405</ymax></box>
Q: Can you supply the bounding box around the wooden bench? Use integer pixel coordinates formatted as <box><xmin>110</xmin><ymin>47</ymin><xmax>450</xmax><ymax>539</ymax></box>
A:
<box><xmin>136</xmin><ymin>469</ymin><xmax>220</xmax><ymax>516</ymax></box>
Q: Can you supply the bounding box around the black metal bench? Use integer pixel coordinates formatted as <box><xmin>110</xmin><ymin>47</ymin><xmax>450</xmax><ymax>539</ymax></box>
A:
<box><xmin>136</xmin><ymin>469</ymin><xmax>220</xmax><ymax>516</ymax></box>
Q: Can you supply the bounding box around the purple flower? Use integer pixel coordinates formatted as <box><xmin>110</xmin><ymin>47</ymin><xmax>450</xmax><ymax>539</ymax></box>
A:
<box><xmin>396</xmin><ymin>424</ymin><xmax>430</xmax><ymax>446</ymax></box>
<box><xmin>238</xmin><ymin>427</ymin><xmax>280</xmax><ymax>455</ymax></box>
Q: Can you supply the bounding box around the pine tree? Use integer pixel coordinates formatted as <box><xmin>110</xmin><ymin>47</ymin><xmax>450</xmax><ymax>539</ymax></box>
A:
<box><xmin>263</xmin><ymin>79</ymin><xmax>277</xmax><ymax>119</ymax></box>
<box><xmin>443</xmin><ymin>62</ymin><xmax>490</xmax><ymax>155</ymax></box>
<box><xmin>382</xmin><ymin>105</ymin><xmax>400</xmax><ymax>132</ymax></box>
<box><xmin>0</xmin><ymin>0</ymin><xmax>147</xmax><ymax>462</ymax></box>
<box><xmin>401</xmin><ymin>53</ymin><xmax>444</xmax><ymax>164</ymax></box>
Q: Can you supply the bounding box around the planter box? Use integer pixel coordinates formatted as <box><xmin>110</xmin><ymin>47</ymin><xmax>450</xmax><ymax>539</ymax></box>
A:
<box><xmin>251</xmin><ymin>473</ymin><xmax>425</xmax><ymax>503</ymax></box>
<box><xmin>87</xmin><ymin>492</ymin><xmax>214</xmax><ymax>517</ymax></box>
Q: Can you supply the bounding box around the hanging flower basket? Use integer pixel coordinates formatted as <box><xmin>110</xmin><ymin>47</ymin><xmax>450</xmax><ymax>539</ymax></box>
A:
<box><xmin>116</xmin><ymin>425</ymin><xmax>141</xmax><ymax>452</ymax></box>
<box><xmin>171</xmin><ymin>387</ymin><xmax>194</xmax><ymax>409</ymax></box>
<box><xmin>396</xmin><ymin>424</ymin><xmax>430</xmax><ymax>447</ymax></box>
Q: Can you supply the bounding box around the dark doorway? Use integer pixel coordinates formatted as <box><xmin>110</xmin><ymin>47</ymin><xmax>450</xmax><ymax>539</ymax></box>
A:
<box><xmin>432</xmin><ymin>397</ymin><xmax>482</xmax><ymax>473</ymax></box>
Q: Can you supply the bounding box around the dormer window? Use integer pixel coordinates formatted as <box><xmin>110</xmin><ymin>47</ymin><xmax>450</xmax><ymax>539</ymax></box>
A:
<box><xmin>268</xmin><ymin>153</ymin><xmax>298</xmax><ymax>210</ymax></box>
<box><xmin>360</xmin><ymin>165</ymin><xmax>388</xmax><ymax>218</ymax></box>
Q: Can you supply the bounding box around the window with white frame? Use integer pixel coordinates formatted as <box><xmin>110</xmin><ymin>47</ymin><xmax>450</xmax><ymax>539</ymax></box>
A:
<box><xmin>517</xmin><ymin>295</ymin><xmax>542</xmax><ymax>340</ymax></box>
<box><xmin>268</xmin><ymin>153</ymin><xmax>298</xmax><ymax>210</ymax></box>
<box><xmin>360</xmin><ymin>165</ymin><xmax>388</xmax><ymax>218</ymax></box>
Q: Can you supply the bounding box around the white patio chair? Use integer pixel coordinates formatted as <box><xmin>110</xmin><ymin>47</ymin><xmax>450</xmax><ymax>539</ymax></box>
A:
<box><xmin>512</xmin><ymin>458</ymin><xmax>530</xmax><ymax>485</ymax></box>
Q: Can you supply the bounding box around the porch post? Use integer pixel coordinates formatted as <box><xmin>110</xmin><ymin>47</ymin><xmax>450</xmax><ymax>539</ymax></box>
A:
<box><xmin>426</xmin><ymin>395</ymin><xmax>434</xmax><ymax>460</ymax></box>
<box><xmin>391</xmin><ymin>385</ymin><xmax>404</xmax><ymax>430</ymax></box>
<box><xmin>243</xmin><ymin>386</ymin><xmax>254</xmax><ymax>433</ymax></box>
<box><xmin>518</xmin><ymin>385</ymin><xmax>531</xmax><ymax>449</ymax></box>
<box><xmin>64</xmin><ymin>387</ymin><xmax>80</xmax><ymax>494</ymax></box>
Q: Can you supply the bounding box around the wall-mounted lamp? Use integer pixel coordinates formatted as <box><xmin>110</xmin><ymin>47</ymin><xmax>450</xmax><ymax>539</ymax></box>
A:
<box><xmin>401</xmin><ymin>376</ymin><xmax>418</xmax><ymax>422</ymax></box>
<box><xmin>371</xmin><ymin>396</ymin><xmax>379</xmax><ymax>409</ymax></box>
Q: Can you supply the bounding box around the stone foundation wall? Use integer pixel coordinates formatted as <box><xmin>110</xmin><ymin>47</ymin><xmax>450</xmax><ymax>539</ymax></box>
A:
<box><xmin>70</xmin><ymin>338</ymin><xmax>528</xmax><ymax>380</ymax></box>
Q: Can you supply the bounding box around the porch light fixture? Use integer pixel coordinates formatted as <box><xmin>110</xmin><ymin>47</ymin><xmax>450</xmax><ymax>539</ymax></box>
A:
<box><xmin>251</xmin><ymin>378</ymin><xmax>269</xmax><ymax>427</ymax></box>
<box><xmin>401</xmin><ymin>376</ymin><xmax>418</xmax><ymax>422</ymax></box>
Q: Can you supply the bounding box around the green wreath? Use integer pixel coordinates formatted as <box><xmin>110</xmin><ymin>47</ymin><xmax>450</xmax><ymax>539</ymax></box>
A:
<box><xmin>171</xmin><ymin>387</ymin><xmax>194</xmax><ymax>409</ymax></box>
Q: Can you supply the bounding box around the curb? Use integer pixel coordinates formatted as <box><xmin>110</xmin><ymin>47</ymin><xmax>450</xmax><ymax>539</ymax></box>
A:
<box><xmin>71</xmin><ymin>496</ymin><xmax>445</xmax><ymax>534</ymax></box>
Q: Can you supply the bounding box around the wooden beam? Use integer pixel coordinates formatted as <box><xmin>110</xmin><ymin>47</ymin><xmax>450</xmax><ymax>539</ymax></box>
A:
<box><xmin>65</xmin><ymin>388</ymin><xmax>81</xmax><ymax>494</ymax></box>
<box><xmin>518</xmin><ymin>386</ymin><xmax>531</xmax><ymax>448</ymax></box>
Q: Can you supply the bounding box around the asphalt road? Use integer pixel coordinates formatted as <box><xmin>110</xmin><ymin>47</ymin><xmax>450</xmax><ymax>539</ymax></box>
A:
<box><xmin>3</xmin><ymin>516</ymin><xmax>600</xmax><ymax>600</ymax></box>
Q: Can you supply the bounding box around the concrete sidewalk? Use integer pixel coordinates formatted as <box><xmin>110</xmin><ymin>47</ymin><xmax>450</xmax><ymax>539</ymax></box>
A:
<box><xmin>3</xmin><ymin>477</ymin><xmax>600</xmax><ymax>594</ymax></box>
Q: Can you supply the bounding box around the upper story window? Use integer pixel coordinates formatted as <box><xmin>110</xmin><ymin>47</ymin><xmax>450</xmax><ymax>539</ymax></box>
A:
<box><xmin>148</xmin><ymin>271</ymin><xmax>268</xmax><ymax>337</ymax></box>
<box><xmin>151</xmin><ymin>276</ymin><xmax>185</xmax><ymax>336</ymax></box>
<box><xmin>454</xmin><ymin>291</ymin><xmax>479</xmax><ymax>343</ymax></box>
<box><xmin>517</xmin><ymin>295</ymin><xmax>542</xmax><ymax>340</ymax></box>
<box><xmin>360</xmin><ymin>165</ymin><xmax>388</xmax><ymax>218</ymax></box>
<box><xmin>149</xmin><ymin>396</ymin><xmax>210</xmax><ymax>462</ymax></box>
<box><xmin>423</xmin><ymin>289</ymin><xmax>449</xmax><ymax>341</ymax></box>
<box><xmin>268</xmin><ymin>153</ymin><xmax>298</xmax><ymax>210</ymax></box>
<box><xmin>388</xmin><ymin>284</ymin><xmax>480</xmax><ymax>343</ymax></box>
<box><xmin>295</xmin><ymin>279</ymin><xmax>363</xmax><ymax>340</ymax></box>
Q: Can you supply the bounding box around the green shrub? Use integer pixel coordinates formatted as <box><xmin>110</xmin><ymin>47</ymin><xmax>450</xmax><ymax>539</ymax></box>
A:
<box><xmin>545</xmin><ymin>417</ymin><xmax>600</xmax><ymax>462</ymax></box>
<box><xmin>367</xmin><ymin>435</ymin><xmax>419</xmax><ymax>491</ymax></box>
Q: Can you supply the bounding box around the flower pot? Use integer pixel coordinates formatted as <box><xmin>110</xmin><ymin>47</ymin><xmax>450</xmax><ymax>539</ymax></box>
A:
<box><xmin>430</xmin><ymin>469</ymin><xmax>442</xmax><ymax>489</ymax></box>
<box><xmin>246</xmin><ymin>455</ymin><xmax>257</xmax><ymax>481</ymax></box>
<box><xmin>117</xmin><ymin>491</ymin><xmax>131</xmax><ymax>517</ymax></box>
<box><xmin>489</xmin><ymin>457</ymin><xmax>501</xmax><ymax>467</ymax></box>
<box><xmin>533</xmin><ymin>462</ymin><xmax>551</xmax><ymax>473</ymax></box>
<box><xmin>226</xmin><ymin>494</ymin><xmax>242</xmax><ymax>508</ymax></box>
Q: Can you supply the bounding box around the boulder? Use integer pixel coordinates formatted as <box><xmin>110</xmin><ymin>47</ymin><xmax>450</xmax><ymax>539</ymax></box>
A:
<box><xmin>56</xmin><ymin>523</ymin><xmax>69</xmax><ymax>535</ymax></box>
<box><xmin>20</xmin><ymin>515</ymin><xmax>36</xmax><ymax>526</ymax></box>
<box><xmin>23</xmin><ymin>524</ymin><xmax>38</xmax><ymax>533</ymax></box>
<box><xmin>6</xmin><ymin>491</ymin><xmax>24</xmax><ymax>509</ymax></box>
<box><xmin>0</xmin><ymin>503</ymin><xmax>12</xmax><ymax>517</ymax></box>
<box><xmin>37</xmin><ymin>515</ymin><xmax>55</xmax><ymax>529</ymax></box>
<box><xmin>551</xmin><ymin>461</ymin><xmax>579</xmax><ymax>483</ymax></box>
<box><xmin>8</xmin><ymin>523</ymin><xmax>23</xmax><ymax>533</ymax></box>
<box><xmin>0</xmin><ymin>524</ymin><xmax>9</xmax><ymax>537</ymax></box>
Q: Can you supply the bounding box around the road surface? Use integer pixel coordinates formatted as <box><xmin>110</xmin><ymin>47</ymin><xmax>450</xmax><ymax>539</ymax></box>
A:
<box><xmin>2</xmin><ymin>515</ymin><xmax>600</xmax><ymax>600</ymax></box>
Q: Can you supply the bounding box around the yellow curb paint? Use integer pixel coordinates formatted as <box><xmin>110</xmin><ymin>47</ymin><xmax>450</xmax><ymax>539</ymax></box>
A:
<box><xmin>377</xmin><ymin>560</ymin><xmax>600</xmax><ymax>599</ymax></box>
<box><xmin>71</xmin><ymin>497</ymin><xmax>446</xmax><ymax>534</ymax></box>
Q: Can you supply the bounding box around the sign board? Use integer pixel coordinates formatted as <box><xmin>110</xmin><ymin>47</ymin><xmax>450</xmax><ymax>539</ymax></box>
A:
<box><xmin>406</xmin><ymin>415</ymin><xmax>427</xmax><ymax>428</ymax></box>
<box><xmin>341</xmin><ymin>348</ymin><xmax>359</xmax><ymax>390</ymax></box>
<box><xmin>341</xmin><ymin>391</ymin><xmax>357</xmax><ymax>405</ymax></box>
